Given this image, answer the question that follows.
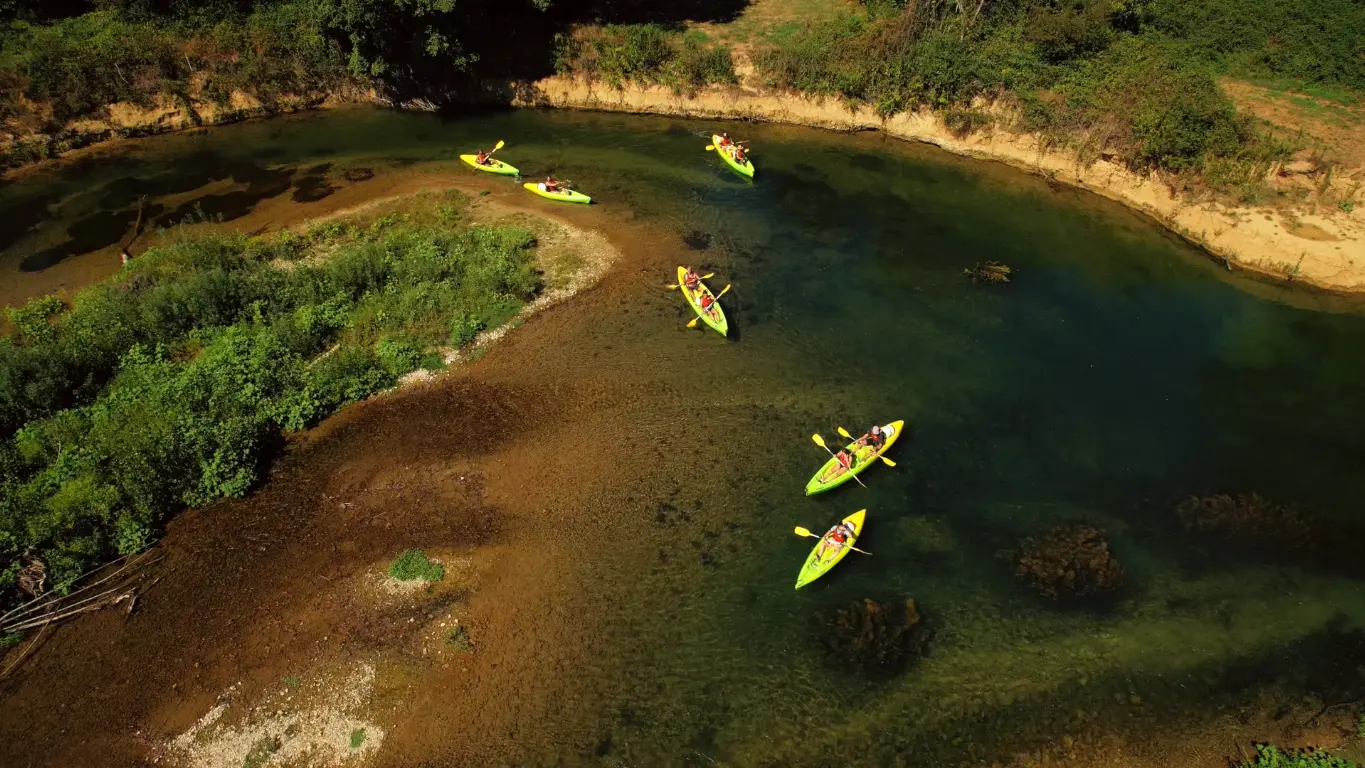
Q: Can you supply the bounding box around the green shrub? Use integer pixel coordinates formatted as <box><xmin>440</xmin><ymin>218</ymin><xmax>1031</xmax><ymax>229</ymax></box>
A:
<box><xmin>0</xmin><ymin>203</ymin><xmax>542</xmax><ymax>598</ymax></box>
<box><xmin>556</xmin><ymin>23</ymin><xmax>737</xmax><ymax>92</ymax></box>
<box><xmin>375</xmin><ymin>335</ymin><xmax>425</xmax><ymax>376</ymax></box>
<box><xmin>446</xmin><ymin>624</ymin><xmax>473</xmax><ymax>651</ymax></box>
<box><xmin>449</xmin><ymin>312</ymin><xmax>486</xmax><ymax>348</ymax></box>
<box><xmin>5</xmin><ymin>295</ymin><xmax>65</xmax><ymax>344</ymax></box>
<box><xmin>306</xmin><ymin>345</ymin><xmax>394</xmax><ymax>409</ymax></box>
<box><xmin>1237</xmin><ymin>743</ymin><xmax>1358</xmax><ymax>768</ymax></box>
<box><xmin>388</xmin><ymin>549</ymin><xmax>444</xmax><ymax>582</ymax></box>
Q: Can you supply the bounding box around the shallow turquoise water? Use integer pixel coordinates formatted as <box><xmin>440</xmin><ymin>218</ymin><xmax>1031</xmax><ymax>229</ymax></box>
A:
<box><xmin>7</xmin><ymin>107</ymin><xmax>1365</xmax><ymax>766</ymax></box>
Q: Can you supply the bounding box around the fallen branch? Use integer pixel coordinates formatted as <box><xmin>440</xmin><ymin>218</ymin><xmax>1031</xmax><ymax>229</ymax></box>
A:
<box><xmin>1</xmin><ymin>619</ymin><xmax>53</xmax><ymax>678</ymax></box>
<box><xmin>4</xmin><ymin>588</ymin><xmax>137</xmax><ymax>633</ymax></box>
<box><xmin>0</xmin><ymin>552</ymin><xmax>161</xmax><ymax>626</ymax></box>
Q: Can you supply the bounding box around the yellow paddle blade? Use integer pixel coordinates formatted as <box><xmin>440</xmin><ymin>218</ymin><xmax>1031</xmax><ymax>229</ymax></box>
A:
<box><xmin>702</xmin><ymin>273</ymin><xmax>714</xmax><ymax>279</ymax></box>
<box><xmin>666</xmin><ymin>284</ymin><xmax>680</xmax><ymax>290</ymax></box>
<box><xmin>880</xmin><ymin>456</ymin><xmax>897</xmax><ymax>467</ymax></box>
<box><xmin>811</xmin><ymin>433</ymin><xmax>827</xmax><ymax>449</ymax></box>
<box><xmin>495</xmin><ymin>139</ymin><xmax>505</xmax><ymax>150</ymax></box>
<box><xmin>687</xmin><ymin>317</ymin><xmax>699</xmax><ymax>328</ymax></box>
<box><xmin>794</xmin><ymin>526</ymin><xmax>816</xmax><ymax>538</ymax></box>
<box><xmin>837</xmin><ymin>426</ymin><xmax>854</xmax><ymax>440</ymax></box>
<box><xmin>705</xmin><ymin>145</ymin><xmax>716</xmax><ymax>150</ymax></box>
<box><xmin>715</xmin><ymin>284</ymin><xmax>731</xmax><ymax>298</ymax></box>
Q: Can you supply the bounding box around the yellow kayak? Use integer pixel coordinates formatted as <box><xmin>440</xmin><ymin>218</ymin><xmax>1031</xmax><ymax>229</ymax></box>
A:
<box><xmin>677</xmin><ymin>266</ymin><xmax>728</xmax><ymax>336</ymax></box>
<box><xmin>796</xmin><ymin>509</ymin><xmax>866</xmax><ymax>589</ymax></box>
<box><xmin>460</xmin><ymin>154</ymin><xmax>519</xmax><ymax>176</ymax></box>
<box><xmin>805</xmin><ymin>421</ymin><xmax>903</xmax><ymax>495</ymax></box>
<box><xmin>523</xmin><ymin>182</ymin><xmax>591</xmax><ymax>204</ymax></box>
<box><xmin>710</xmin><ymin>134</ymin><xmax>754</xmax><ymax>177</ymax></box>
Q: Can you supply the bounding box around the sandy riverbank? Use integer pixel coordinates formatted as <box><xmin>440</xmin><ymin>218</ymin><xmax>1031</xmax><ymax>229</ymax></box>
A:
<box><xmin>510</xmin><ymin>76</ymin><xmax>1365</xmax><ymax>295</ymax></box>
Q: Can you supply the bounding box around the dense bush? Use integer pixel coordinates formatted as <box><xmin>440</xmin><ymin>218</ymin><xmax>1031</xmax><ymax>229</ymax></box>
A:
<box><xmin>1144</xmin><ymin>0</ymin><xmax>1365</xmax><ymax>91</ymax></box>
<box><xmin>0</xmin><ymin>198</ymin><xmax>542</xmax><ymax>592</ymax></box>
<box><xmin>1237</xmin><ymin>743</ymin><xmax>1357</xmax><ymax>768</ymax></box>
<box><xmin>751</xmin><ymin>0</ymin><xmax>1301</xmax><ymax>181</ymax></box>
<box><xmin>555</xmin><ymin>24</ymin><xmax>737</xmax><ymax>92</ymax></box>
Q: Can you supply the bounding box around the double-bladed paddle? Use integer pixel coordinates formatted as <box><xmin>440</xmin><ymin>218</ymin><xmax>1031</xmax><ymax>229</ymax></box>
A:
<box><xmin>810</xmin><ymin>433</ymin><xmax>868</xmax><ymax>488</ymax></box>
<box><xmin>794</xmin><ymin>525</ymin><xmax>872</xmax><ymax>556</ymax></box>
<box><xmin>836</xmin><ymin>426</ymin><xmax>897</xmax><ymax>467</ymax></box>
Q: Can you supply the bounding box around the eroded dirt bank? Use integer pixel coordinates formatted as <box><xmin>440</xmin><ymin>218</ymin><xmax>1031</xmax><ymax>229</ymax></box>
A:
<box><xmin>512</xmin><ymin>76</ymin><xmax>1365</xmax><ymax>295</ymax></box>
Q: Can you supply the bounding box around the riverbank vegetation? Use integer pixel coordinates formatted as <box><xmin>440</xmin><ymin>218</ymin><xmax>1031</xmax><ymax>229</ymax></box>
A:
<box><xmin>0</xmin><ymin>192</ymin><xmax>542</xmax><ymax>597</ymax></box>
<box><xmin>739</xmin><ymin>0</ymin><xmax>1362</xmax><ymax>191</ymax></box>
<box><xmin>4</xmin><ymin>0</ymin><xmax>1361</xmax><ymax>197</ymax></box>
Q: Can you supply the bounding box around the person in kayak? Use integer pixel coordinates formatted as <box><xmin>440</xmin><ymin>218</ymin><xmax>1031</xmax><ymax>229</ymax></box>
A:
<box><xmin>697</xmin><ymin>291</ymin><xmax>716</xmax><ymax>316</ymax></box>
<box><xmin>475</xmin><ymin>149</ymin><xmax>494</xmax><ymax>166</ymax></box>
<box><xmin>683</xmin><ymin>268</ymin><xmax>701</xmax><ymax>291</ymax></box>
<box><xmin>816</xmin><ymin>520</ymin><xmax>857</xmax><ymax>560</ymax></box>
<box><xmin>718</xmin><ymin>132</ymin><xmax>732</xmax><ymax>147</ymax></box>
<box><xmin>732</xmin><ymin>144</ymin><xmax>748</xmax><ymax>164</ymax></box>
<box><xmin>857</xmin><ymin>425</ymin><xmax>886</xmax><ymax>452</ymax></box>
<box><xmin>825</xmin><ymin>449</ymin><xmax>856</xmax><ymax>480</ymax></box>
<box><xmin>543</xmin><ymin>176</ymin><xmax>564</xmax><ymax>193</ymax></box>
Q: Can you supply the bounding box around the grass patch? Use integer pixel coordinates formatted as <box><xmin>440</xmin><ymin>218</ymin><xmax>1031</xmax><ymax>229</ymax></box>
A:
<box><xmin>446</xmin><ymin>624</ymin><xmax>473</xmax><ymax>652</ymax></box>
<box><xmin>242</xmin><ymin>736</ymin><xmax>281</xmax><ymax>768</ymax></box>
<box><xmin>1</xmin><ymin>630</ymin><xmax>23</xmax><ymax>648</ymax></box>
<box><xmin>1237</xmin><ymin>744</ymin><xmax>1358</xmax><ymax>768</ymax></box>
<box><xmin>0</xmin><ymin>191</ymin><xmax>538</xmax><ymax>602</ymax></box>
<box><xmin>349</xmin><ymin>728</ymin><xmax>366</xmax><ymax>749</ymax></box>
<box><xmin>388</xmin><ymin>549</ymin><xmax>444</xmax><ymax>583</ymax></box>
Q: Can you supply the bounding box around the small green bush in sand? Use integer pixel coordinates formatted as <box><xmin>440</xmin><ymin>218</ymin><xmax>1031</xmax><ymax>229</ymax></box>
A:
<box><xmin>447</xmin><ymin>624</ymin><xmax>473</xmax><ymax>652</ymax></box>
<box><xmin>1238</xmin><ymin>744</ymin><xmax>1357</xmax><ymax>768</ymax></box>
<box><xmin>388</xmin><ymin>549</ymin><xmax>444</xmax><ymax>582</ymax></box>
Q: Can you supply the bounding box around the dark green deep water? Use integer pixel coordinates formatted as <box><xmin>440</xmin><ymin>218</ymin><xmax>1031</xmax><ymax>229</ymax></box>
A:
<box><xmin>6</xmin><ymin>107</ymin><xmax>1365</xmax><ymax>766</ymax></box>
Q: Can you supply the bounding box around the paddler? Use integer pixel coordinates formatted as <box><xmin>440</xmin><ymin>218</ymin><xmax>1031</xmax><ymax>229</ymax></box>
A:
<box><xmin>816</xmin><ymin>520</ymin><xmax>857</xmax><ymax>560</ymax></box>
<box><xmin>475</xmin><ymin>149</ymin><xmax>493</xmax><ymax>166</ymax></box>
<box><xmin>698</xmin><ymin>291</ymin><xmax>716</xmax><ymax>315</ymax></box>
<box><xmin>718</xmin><ymin>132</ymin><xmax>733</xmax><ymax>147</ymax></box>
<box><xmin>683</xmin><ymin>268</ymin><xmax>702</xmax><ymax>291</ymax></box>
<box><xmin>543</xmin><ymin>175</ymin><xmax>562</xmax><ymax>193</ymax></box>
<box><xmin>833</xmin><ymin>449</ymin><xmax>855</xmax><ymax>475</ymax></box>
<box><xmin>856</xmin><ymin>424</ymin><xmax>886</xmax><ymax>453</ymax></box>
<box><xmin>732</xmin><ymin>144</ymin><xmax>748</xmax><ymax>164</ymax></box>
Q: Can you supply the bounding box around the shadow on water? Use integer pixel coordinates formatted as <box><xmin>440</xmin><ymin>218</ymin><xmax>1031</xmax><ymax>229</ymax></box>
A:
<box><xmin>19</xmin><ymin>208</ymin><xmax>141</xmax><ymax>271</ymax></box>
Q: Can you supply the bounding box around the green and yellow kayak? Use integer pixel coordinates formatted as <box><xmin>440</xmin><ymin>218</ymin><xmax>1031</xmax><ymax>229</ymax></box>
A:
<box><xmin>677</xmin><ymin>266</ymin><xmax>728</xmax><ymax>336</ymax></box>
<box><xmin>805</xmin><ymin>420</ymin><xmax>903</xmax><ymax>496</ymax></box>
<box><xmin>710</xmin><ymin>134</ymin><xmax>754</xmax><ymax>178</ymax></box>
<box><xmin>460</xmin><ymin>154</ymin><xmax>519</xmax><ymax>176</ymax></box>
<box><xmin>796</xmin><ymin>509</ymin><xmax>866</xmax><ymax>589</ymax></box>
<box><xmin>523</xmin><ymin>182</ymin><xmax>591</xmax><ymax>204</ymax></box>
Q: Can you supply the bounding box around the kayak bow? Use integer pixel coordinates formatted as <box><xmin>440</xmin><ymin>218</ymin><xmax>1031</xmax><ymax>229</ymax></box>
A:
<box><xmin>805</xmin><ymin>420</ymin><xmax>903</xmax><ymax>496</ymax></box>
<box><xmin>523</xmin><ymin>182</ymin><xmax>591</xmax><ymax>204</ymax></box>
<box><xmin>677</xmin><ymin>266</ymin><xmax>728</xmax><ymax>336</ymax></box>
<box><xmin>710</xmin><ymin>134</ymin><xmax>755</xmax><ymax>178</ymax></box>
<box><xmin>460</xmin><ymin>154</ymin><xmax>519</xmax><ymax>176</ymax></box>
<box><xmin>796</xmin><ymin>509</ymin><xmax>866</xmax><ymax>589</ymax></box>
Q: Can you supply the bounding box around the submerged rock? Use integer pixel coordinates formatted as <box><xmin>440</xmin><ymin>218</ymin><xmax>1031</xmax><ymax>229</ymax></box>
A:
<box><xmin>1015</xmin><ymin>523</ymin><xmax>1123</xmax><ymax>603</ymax></box>
<box><xmin>817</xmin><ymin>598</ymin><xmax>931</xmax><ymax>675</ymax></box>
<box><xmin>1175</xmin><ymin>494</ymin><xmax>1314</xmax><ymax>552</ymax></box>
<box><xmin>965</xmin><ymin>261</ymin><xmax>1012</xmax><ymax>284</ymax></box>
